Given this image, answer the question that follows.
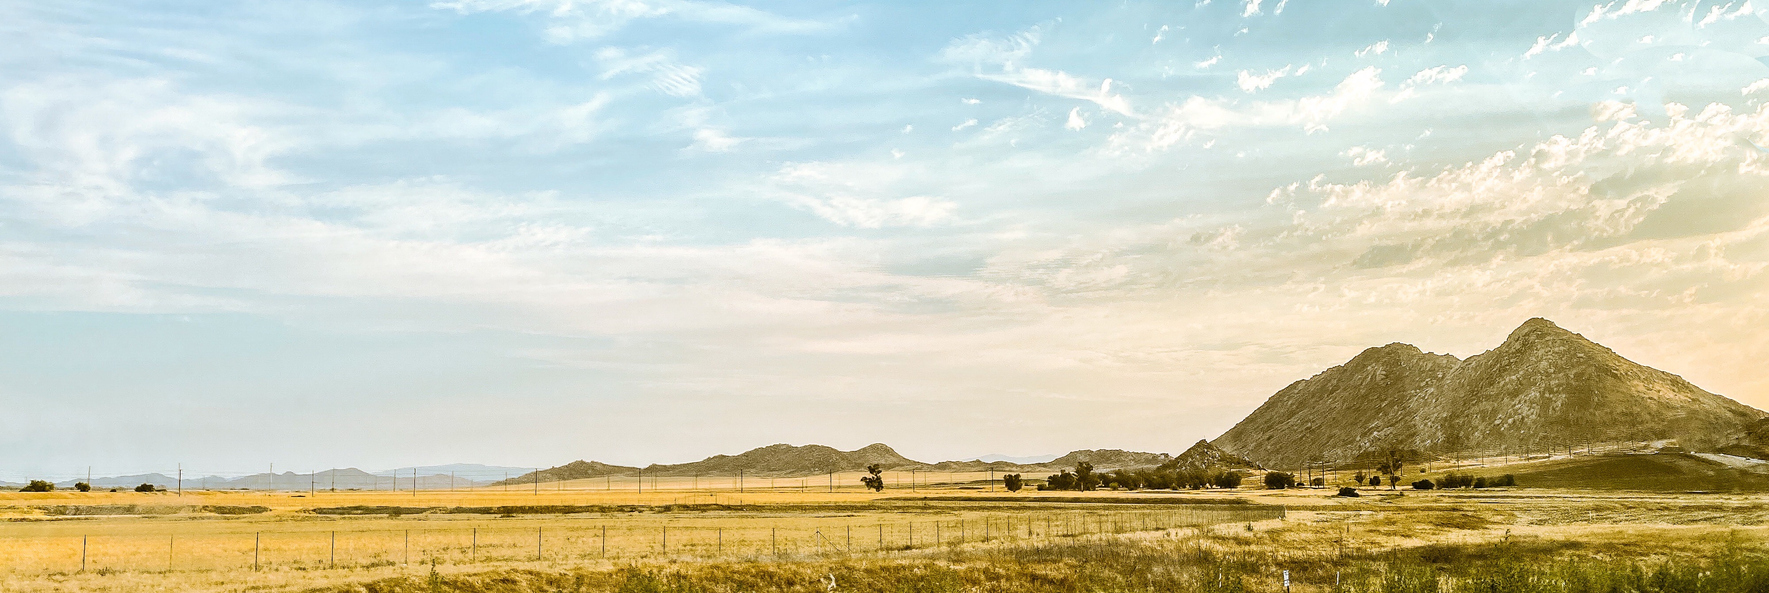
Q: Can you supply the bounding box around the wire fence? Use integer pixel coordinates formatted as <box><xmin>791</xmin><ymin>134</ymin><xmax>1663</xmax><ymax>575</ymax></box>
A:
<box><xmin>0</xmin><ymin>506</ymin><xmax>1284</xmax><ymax>574</ymax></box>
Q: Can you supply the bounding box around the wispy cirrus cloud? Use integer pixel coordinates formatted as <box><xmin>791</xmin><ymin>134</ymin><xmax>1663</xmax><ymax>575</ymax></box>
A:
<box><xmin>430</xmin><ymin>0</ymin><xmax>837</xmax><ymax>42</ymax></box>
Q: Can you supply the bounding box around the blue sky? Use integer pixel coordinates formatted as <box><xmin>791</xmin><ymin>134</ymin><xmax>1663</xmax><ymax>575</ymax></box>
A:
<box><xmin>4</xmin><ymin>0</ymin><xmax>1769</xmax><ymax>479</ymax></box>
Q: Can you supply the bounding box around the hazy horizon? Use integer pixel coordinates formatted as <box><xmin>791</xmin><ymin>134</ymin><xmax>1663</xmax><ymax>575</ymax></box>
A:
<box><xmin>6</xmin><ymin>0</ymin><xmax>1769</xmax><ymax>478</ymax></box>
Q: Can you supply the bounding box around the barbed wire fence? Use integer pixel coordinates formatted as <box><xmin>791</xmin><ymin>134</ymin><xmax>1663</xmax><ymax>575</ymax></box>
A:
<box><xmin>0</xmin><ymin>505</ymin><xmax>1284</xmax><ymax>574</ymax></box>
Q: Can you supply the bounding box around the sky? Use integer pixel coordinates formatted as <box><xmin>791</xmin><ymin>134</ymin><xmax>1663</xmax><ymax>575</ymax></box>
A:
<box><xmin>3</xmin><ymin>0</ymin><xmax>1769</xmax><ymax>481</ymax></box>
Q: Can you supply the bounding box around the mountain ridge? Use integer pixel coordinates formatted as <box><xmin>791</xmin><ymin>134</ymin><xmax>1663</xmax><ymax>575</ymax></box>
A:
<box><xmin>1212</xmin><ymin>318</ymin><xmax>1766</xmax><ymax>469</ymax></box>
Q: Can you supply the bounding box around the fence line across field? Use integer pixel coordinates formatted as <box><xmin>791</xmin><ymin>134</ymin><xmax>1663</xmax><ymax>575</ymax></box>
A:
<box><xmin>1</xmin><ymin>506</ymin><xmax>1283</xmax><ymax>574</ymax></box>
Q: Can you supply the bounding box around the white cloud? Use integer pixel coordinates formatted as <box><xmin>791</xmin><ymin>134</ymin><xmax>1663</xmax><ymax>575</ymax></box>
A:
<box><xmin>952</xmin><ymin>118</ymin><xmax>978</xmax><ymax>131</ymax></box>
<box><xmin>432</xmin><ymin>0</ymin><xmax>833</xmax><ymax>42</ymax></box>
<box><xmin>688</xmin><ymin>127</ymin><xmax>744</xmax><ymax>152</ymax></box>
<box><xmin>1236</xmin><ymin>66</ymin><xmax>1294</xmax><ymax>93</ymax></box>
<box><xmin>942</xmin><ymin>29</ymin><xmax>1134</xmax><ymax>117</ymax></box>
<box><xmin>1408</xmin><ymin>65</ymin><xmax>1468</xmax><ymax>85</ymax></box>
<box><xmin>975</xmin><ymin>68</ymin><xmax>1135</xmax><ymax>117</ymax></box>
<box><xmin>1</xmin><ymin>77</ymin><xmax>295</xmax><ymax>205</ymax></box>
<box><xmin>1343</xmin><ymin>146</ymin><xmax>1388</xmax><ymax>166</ymax></box>
<box><xmin>1195</xmin><ymin>55</ymin><xmax>1222</xmax><ymax>69</ymax></box>
<box><xmin>1241</xmin><ymin>0</ymin><xmax>1263</xmax><ymax>17</ymax></box>
<box><xmin>770</xmin><ymin>162</ymin><xmax>958</xmax><ymax>228</ymax></box>
<box><xmin>1111</xmin><ymin>67</ymin><xmax>1386</xmax><ymax>150</ymax></box>
<box><xmin>1355</xmin><ymin>40</ymin><xmax>1390</xmax><ymax>57</ymax></box>
<box><xmin>1581</xmin><ymin>0</ymin><xmax>1675</xmax><ymax>26</ymax></box>
<box><xmin>594</xmin><ymin>47</ymin><xmax>703</xmax><ymax>97</ymax></box>
<box><xmin>940</xmin><ymin>27</ymin><xmax>1041</xmax><ymax>66</ymax></box>
<box><xmin>1746</xmin><ymin>79</ymin><xmax>1769</xmax><ymax>95</ymax></box>
<box><xmin>1065</xmin><ymin>107</ymin><xmax>1088</xmax><ymax>130</ymax></box>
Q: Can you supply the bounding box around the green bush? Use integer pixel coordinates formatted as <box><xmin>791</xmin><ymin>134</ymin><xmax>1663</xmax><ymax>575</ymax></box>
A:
<box><xmin>1003</xmin><ymin>474</ymin><xmax>1023</xmax><ymax>492</ymax></box>
<box><xmin>1211</xmin><ymin>471</ymin><xmax>1243</xmax><ymax>489</ymax></box>
<box><xmin>135</xmin><ymin>482</ymin><xmax>157</xmax><ymax>493</ymax></box>
<box><xmin>1337</xmin><ymin>486</ymin><xmax>1361</xmax><ymax>497</ymax></box>
<box><xmin>20</xmin><ymin>480</ymin><xmax>53</xmax><ymax>492</ymax></box>
<box><xmin>74</xmin><ymin>482</ymin><xmax>91</xmax><ymax>492</ymax></box>
<box><xmin>1412</xmin><ymin>479</ymin><xmax>1435</xmax><ymax>490</ymax></box>
<box><xmin>1263</xmin><ymin>471</ymin><xmax>1296</xmax><ymax>489</ymax></box>
<box><xmin>860</xmin><ymin>464</ymin><xmax>885</xmax><ymax>492</ymax></box>
<box><xmin>1493</xmin><ymin>474</ymin><xmax>1516</xmax><ymax>487</ymax></box>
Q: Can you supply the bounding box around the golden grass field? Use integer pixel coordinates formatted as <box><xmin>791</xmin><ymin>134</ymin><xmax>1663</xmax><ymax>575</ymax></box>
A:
<box><xmin>4</xmin><ymin>458</ymin><xmax>1768</xmax><ymax>592</ymax></box>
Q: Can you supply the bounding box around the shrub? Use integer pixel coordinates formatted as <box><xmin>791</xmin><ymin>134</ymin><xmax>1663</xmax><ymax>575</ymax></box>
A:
<box><xmin>74</xmin><ymin>482</ymin><xmax>91</xmax><ymax>492</ymax></box>
<box><xmin>1387</xmin><ymin>475</ymin><xmax>1400</xmax><ymax>488</ymax></box>
<box><xmin>135</xmin><ymin>483</ymin><xmax>157</xmax><ymax>493</ymax></box>
<box><xmin>1310</xmin><ymin>477</ymin><xmax>1325</xmax><ymax>487</ymax></box>
<box><xmin>1440</xmin><ymin>473</ymin><xmax>1474</xmax><ymax>489</ymax></box>
<box><xmin>1472</xmin><ymin>476</ymin><xmax>1488</xmax><ymax>489</ymax></box>
<box><xmin>1212</xmin><ymin>471</ymin><xmax>1243</xmax><ymax>489</ymax></box>
<box><xmin>1412</xmin><ymin>479</ymin><xmax>1435</xmax><ymax>490</ymax></box>
<box><xmin>20</xmin><ymin>480</ymin><xmax>53</xmax><ymax>492</ymax></box>
<box><xmin>1368</xmin><ymin>475</ymin><xmax>1382</xmax><ymax>487</ymax></box>
<box><xmin>1337</xmin><ymin>486</ymin><xmax>1361</xmax><ymax>497</ymax></box>
<box><xmin>1003</xmin><ymin>474</ymin><xmax>1023</xmax><ymax>492</ymax></box>
<box><xmin>860</xmin><ymin>464</ymin><xmax>885</xmax><ymax>492</ymax></box>
<box><xmin>1041</xmin><ymin>471</ymin><xmax>1077</xmax><ymax>491</ymax></box>
<box><xmin>1263</xmin><ymin>471</ymin><xmax>1296</xmax><ymax>489</ymax></box>
<box><xmin>1493</xmin><ymin>474</ymin><xmax>1516</xmax><ymax>487</ymax></box>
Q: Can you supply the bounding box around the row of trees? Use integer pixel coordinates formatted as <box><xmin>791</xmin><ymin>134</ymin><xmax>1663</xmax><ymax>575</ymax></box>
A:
<box><xmin>15</xmin><ymin>480</ymin><xmax>158</xmax><ymax>493</ymax></box>
<box><xmin>1038</xmin><ymin>462</ymin><xmax>1245</xmax><ymax>491</ymax></box>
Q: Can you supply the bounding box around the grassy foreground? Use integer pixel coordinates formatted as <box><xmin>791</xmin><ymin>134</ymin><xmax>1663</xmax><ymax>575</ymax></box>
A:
<box><xmin>317</xmin><ymin>532</ymin><xmax>1769</xmax><ymax>593</ymax></box>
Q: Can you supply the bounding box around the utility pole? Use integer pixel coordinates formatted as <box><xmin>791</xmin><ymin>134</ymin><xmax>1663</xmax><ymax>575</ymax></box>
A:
<box><xmin>535</xmin><ymin>468</ymin><xmax>540</xmax><ymax>495</ymax></box>
<box><xmin>637</xmin><ymin>468</ymin><xmax>642</xmax><ymax>494</ymax></box>
<box><xmin>268</xmin><ymin>463</ymin><xmax>273</xmax><ymax>492</ymax></box>
<box><xmin>990</xmin><ymin>468</ymin><xmax>995</xmax><ymax>492</ymax></box>
<box><xmin>738</xmin><ymin>470</ymin><xmax>743</xmax><ymax>493</ymax></box>
<box><xmin>177</xmin><ymin>464</ymin><xmax>182</xmax><ymax>496</ymax></box>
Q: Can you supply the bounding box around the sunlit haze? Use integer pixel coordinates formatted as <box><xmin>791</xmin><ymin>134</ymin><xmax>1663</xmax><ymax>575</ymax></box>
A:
<box><xmin>4</xmin><ymin>0</ymin><xmax>1769</xmax><ymax>480</ymax></box>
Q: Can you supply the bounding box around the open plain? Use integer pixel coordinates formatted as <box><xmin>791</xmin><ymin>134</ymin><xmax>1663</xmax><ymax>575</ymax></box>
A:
<box><xmin>7</xmin><ymin>455</ymin><xmax>1769</xmax><ymax>593</ymax></box>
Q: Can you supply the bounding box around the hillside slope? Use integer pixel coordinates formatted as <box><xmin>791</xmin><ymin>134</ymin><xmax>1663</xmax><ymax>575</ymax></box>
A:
<box><xmin>639</xmin><ymin>444</ymin><xmax>917</xmax><ymax>477</ymax></box>
<box><xmin>1214</xmin><ymin>319</ymin><xmax>1765</xmax><ymax>469</ymax></box>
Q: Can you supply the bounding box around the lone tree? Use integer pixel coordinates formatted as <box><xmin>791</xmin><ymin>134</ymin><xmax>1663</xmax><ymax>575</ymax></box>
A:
<box><xmin>859</xmin><ymin>464</ymin><xmax>885</xmax><ymax>492</ymax></box>
<box><xmin>1074</xmin><ymin>462</ymin><xmax>1098</xmax><ymax>492</ymax></box>
<box><xmin>1003</xmin><ymin>474</ymin><xmax>1023</xmax><ymax>492</ymax></box>
<box><xmin>1263</xmin><ymin>471</ymin><xmax>1296</xmax><ymax>489</ymax></box>
<box><xmin>20</xmin><ymin>480</ymin><xmax>53</xmax><ymax>492</ymax></box>
<box><xmin>1377</xmin><ymin>449</ymin><xmax>1405</xmax><ymax>490</ymax></box>
<box><xmin>135</xmin><ymin>482</ymin><xmax>156</xmax><ymax>493</ymax></box>
<box><xmin>74</xmin><ymin>482</ymin><xmax>91</xmax><ymax>492</ymax></box>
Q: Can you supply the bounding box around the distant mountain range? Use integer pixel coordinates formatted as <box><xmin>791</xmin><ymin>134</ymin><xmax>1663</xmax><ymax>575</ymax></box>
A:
<box><xmin>492</xmin><ymin>445</ymin><xmax>1175</xmax><ymax>486</ymax></box>
<box><xmin>1213</xmin><ymin>318</ymin><xmax>1767</xmax><ymax>469</ymax></box>
<box><xmin>26</xmin><ymin>468</ymin><xmax>489</xmax><ymax>492</ymax></box>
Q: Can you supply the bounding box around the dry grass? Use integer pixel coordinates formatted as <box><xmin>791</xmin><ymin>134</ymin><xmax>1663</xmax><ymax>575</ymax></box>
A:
<box><xmin>3</xmin><ymin>482</ymin><xmax>1766</xmax><ymax>592</ymax></box>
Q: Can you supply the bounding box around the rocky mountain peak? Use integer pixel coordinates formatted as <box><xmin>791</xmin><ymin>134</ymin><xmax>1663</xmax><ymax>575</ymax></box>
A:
<box><xmin>1212</xmin><ymin>318</ymin><xmax>1765</xmax><ymax>469</ymax></box>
